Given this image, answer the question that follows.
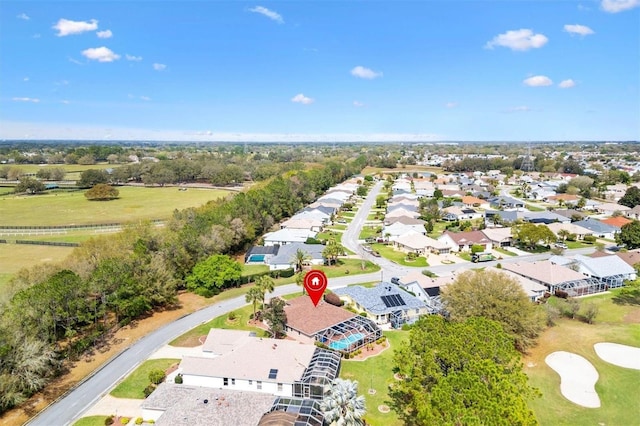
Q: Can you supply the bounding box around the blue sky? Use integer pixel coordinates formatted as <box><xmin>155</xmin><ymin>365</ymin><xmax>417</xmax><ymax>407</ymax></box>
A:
<box><xmin>1</xmin><ymin>0</ymin><xmax>639</xmax><ymax>142</ymax></box>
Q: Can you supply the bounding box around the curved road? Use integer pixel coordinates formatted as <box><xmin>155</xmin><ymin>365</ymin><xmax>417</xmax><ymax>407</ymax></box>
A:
<box><xmin>31</xmin><ymin>179</ymin><xmax>595</xmax><ymax>425</ymax></box>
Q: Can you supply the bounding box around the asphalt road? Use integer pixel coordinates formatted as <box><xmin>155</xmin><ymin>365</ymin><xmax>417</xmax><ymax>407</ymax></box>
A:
<box><xmin>31</xmin><ymin>180</ymin><xmax>596</xmax><ymax>425</ymax></box>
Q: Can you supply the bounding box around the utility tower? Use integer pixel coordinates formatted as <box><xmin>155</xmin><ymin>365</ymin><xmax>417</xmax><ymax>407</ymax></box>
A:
<box><xmin>521</xmin><ymin>144</ymin><xmax>534</xmax><ymax>172</ymax></box>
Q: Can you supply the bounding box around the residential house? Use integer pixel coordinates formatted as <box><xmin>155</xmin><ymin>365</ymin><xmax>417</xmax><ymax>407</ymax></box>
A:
<box><xmin>600</xmin><ymin>216</ymin><xmax>632</xmax><ymax>229</ymax></box>
<box><xmin>573</xmin><ymin>218</ymin><xmax>620</xmax><ymax>240</ymax></box>
<box><xmin>280</xmin><ymin>217</ymin><xmax>324</xmax><ymax>233</ymax></box>
<box><xmin>245</xmin><ymin>245</ymin><xmax>280</xmax><ymax>264</ymax></box>
<box><xmin>334</xmin><ymin>283</ymin><xmax>429</xmax><ymax>328</ymax></box>
<box><xmin>267</xmin><ymin>243</ymin><xmax>325</xmax><ymax>271</ymax></box>
<box><xmin>502</xmin><ymin>260</ymin><xmax>601</xmax><ymax>296</ymax></box>
<box><xmin>284</xmin><ymin>296</ymin><xmax>382</xmax><ymax>353</ymax></box>
<box><xmin>384</xmin><ymin>216</ymin><xmax>426</xmax><ymax>227</ymax></box>
<box><xmin>385</xmin><ymin>207</ymin><xmax>420</xmax><ymax>220</ymax></box>
<box><xmin>546</xmin><ymin>222</ymin><xmax>593</xmax><ymax>240</ymax></box>
<box><xmin>394</xmin><ymin>230</ymin><xmax>450</xmax><ymax>254</ymax></box>
<box><xmin>442</xmin><ymin>206</ymin><xmax>483</xmax><ymax>221</ymax></box>
<box><xmin>484</xmin><ymin>267</ymin><xmax>548</xmax><ymax>302</ymax></box>
<box><xmin>572</xmin><ymin>254</ymin><xmax>636</xmax><ymax>288</ymax></box>
<box><xmin>628</xmin><ymin>205</ymin><xmax>640</xmax><ymax>220</ymax></box>
<box><xmin>383</xmin><ymin>222</ymin><xmax>426</xmax><ymax>240</ymax></box>
<box><xmin>438</xmin><ymin>230</ymin><xmax>492</xmax><ymax>252</ymax></box>
<box><xmin>481</xmin><ymin>227</ymin><xmax>514</xmax><ymax>247</ymax></box>
<box><xmin>593</xmin><ymin>202</ymin><xmax>631</xmax><ymax>216</ymax></box>
<box><xmin>179</xmin><ymin>329</ymin><xmax>340</xmax><ymax>399</ymax></box>
<box><xmin>489</xmin><ymin>196</ymin><xmax>525</xmax><ymax>211</ymax></box>
<box><xmin>461</xmin><ymin>195</ymin><xmax>490</xmax><ymax>210</ymax></box>
<box><xmin>546</xmin><ymin>194</ymin><xmax>579</xmax><ymax>205</ymax></box>
<box><xmin>263</xmin><ymin>228</ymin><xmax>317</xmax><ymax>246</ymax></box>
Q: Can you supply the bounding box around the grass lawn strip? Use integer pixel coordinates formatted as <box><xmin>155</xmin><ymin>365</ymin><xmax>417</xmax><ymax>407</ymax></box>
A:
<box><xmin>371</xmin><ymin>243</ymin><xmax>429</xmax><ymax>267</ymax></box>
<box><xmin>72</xmin><ymin>416</ymin><xmax>111</xmax><ymax>426</ymax></box>
<box><xmin>110</xmin><ymin>358</ymin><xmax>179</xmax><ymax>399</ymax></box>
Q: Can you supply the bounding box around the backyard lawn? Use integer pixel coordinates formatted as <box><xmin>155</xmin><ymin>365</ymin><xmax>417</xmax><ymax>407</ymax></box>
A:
<box><xmin>525</xmin><ymin>292</ymin><xmax>640</xmax><ymax>425</ymax></box>
<box><xmin>72</xmin><ymin>416</ymin><xmax>111</xmax><ymax>426</ymax></box>
<box><xmin>315</xmin><ymin>258</ymin><xmax>380</xmax><ymax>277</ymax></box>
<box><xmin>340</xmin><ymin>330</ymin><xmax>408</xmax><ymax>426</ymax></box>
<box><xmin>110</xmin><ymin>359</ymin><xmax>179</xmax><ymax>399</ymax></box>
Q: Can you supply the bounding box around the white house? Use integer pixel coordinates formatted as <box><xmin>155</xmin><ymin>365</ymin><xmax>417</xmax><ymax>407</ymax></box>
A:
<box><xmin>263</xmin><ymin>228</ymin><xmax>316</xmax><ymax>246</ymax></box>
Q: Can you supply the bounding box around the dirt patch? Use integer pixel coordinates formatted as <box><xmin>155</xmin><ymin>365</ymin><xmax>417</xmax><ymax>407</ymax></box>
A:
<box><xmin>378</xmin><ymin>404</ymin><xmax>391</xmax><ymax>413</ymax></box>
<box><xmin>623</xmin><ymin>308</ymin><xmax>640</xmax><ymax>324</ymax></box>
<box><xmin>0</xmin><ymin>291</ymin><xmax>214</xmax><ymax>426</ymax></box>
<box><xmin>350</xmin><ymin>341</ymin><xmax>389</xmax><ymax>361</ymax></box>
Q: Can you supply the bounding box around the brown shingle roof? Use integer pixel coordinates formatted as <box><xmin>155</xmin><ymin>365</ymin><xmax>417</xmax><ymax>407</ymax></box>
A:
<box><xmin>615</xmin><ymin>250</ymin><xmax>640</xmax><ymax>267</ymax></box>
<box><xmin>284</xmin><ymin>296</ymin><xmax>355</xmax><ymax>337</ymax></box>
<box><xmin>442</xmin><ymin>230</ymin><xmax>491</xmax><ymax>245</ymax></box>
<box><xmin>600</xmin><ymin>216</ymin><xmax>632</xmax><ymax>228</ymax></box>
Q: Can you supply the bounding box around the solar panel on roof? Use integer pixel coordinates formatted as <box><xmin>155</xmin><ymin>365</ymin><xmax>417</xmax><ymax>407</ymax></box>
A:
<box><xmin>381</xmin><ymin>295</ymin><xmax>393</xmax><ymax>308</ymax></box>
<box><xmin>268</xmin><ymin>368</ymin><xmax>278</xmax><ymax>379</ymax></box>
<box><xmin>381</xmin><ymin>294</ymin><xmax>406</xmax><ymax>308</ymax></box>
<box><xmin>394</xmin><ymin>294</ymin><xmax>406</xmax><ymax>306</ymax></box>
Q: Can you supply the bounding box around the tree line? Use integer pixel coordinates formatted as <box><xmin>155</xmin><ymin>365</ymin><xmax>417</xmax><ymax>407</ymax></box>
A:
<box><xmin>0</xmin><ymin>158</ymin><xmax>364</xmax><ymax>414</ymax></box>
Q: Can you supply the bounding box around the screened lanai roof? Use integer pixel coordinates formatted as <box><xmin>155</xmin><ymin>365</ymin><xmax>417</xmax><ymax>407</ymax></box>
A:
<box><xmin>259</xmin><ymin>397</ymin><xmax>324</xmax><ymax>426</ymax></box>
<box><xmin>299</xmin><ymin>348</ymin><xmax>341</xmax><ymax>388</ymax></box>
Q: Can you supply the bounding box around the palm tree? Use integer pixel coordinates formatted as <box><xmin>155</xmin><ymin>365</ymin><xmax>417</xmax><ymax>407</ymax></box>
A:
<box><xmin>291</xmin><ymin>248</ymin><xmax>311</xmax><ymax>273</ymax></box>
<box><xmin>245</xmin><ymin>286</ymin><xmax>264</xmax><ymax>319</ymax></box>
<box><xmin>256</xmin><ymin>275</ymin><xmax>275</xmax><ymax>308</ymax></box>
<box><xmin>295</xmin><ymin>271</ymin><xmax>306</xmax><ymax>295</ymax></box>
<box><xmin>321</xmin><ymin>378</ymin><xmax>366</xmax><ymax>426</ymax></box>
<box><xmin>557</xmin><ymin>229</ymin><xmax>571</xmax><ymax>242</ymax></box>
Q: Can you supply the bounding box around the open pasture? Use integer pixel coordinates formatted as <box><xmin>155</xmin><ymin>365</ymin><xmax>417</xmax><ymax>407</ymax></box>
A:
<box><xmin>0</xmin><ymin>186</ymin><xmax>231</xmax><ymax>226</ymax></box>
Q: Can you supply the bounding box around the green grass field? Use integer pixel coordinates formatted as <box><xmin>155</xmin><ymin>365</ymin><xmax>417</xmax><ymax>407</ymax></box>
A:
<box><xmin>0</xmin><ymin>186</ymin><xmax>231</xmax><ymax>226</ymax></box>
<box><xmin>0</xmin><ymin>243</ymin><xmax>74</xmax><ymax>278</ymax></box>
<box><xmin>525</xmin><ymin>292</ymin><xmax>640</xmax><ymax>425</ymax></box>
<box><xmin>2</xmin><ymin>163</ymin><xmax>118</xmax><ymax>181</ymax></box>
<box><xmin>340</xmin><ymin>330</ymin><xmax>408</xmax><ymax>426</ymax></box>
<box><xmin>371</xmin><ymin>243</ymin><xmax>429</xmax><ymax>267</ymax></box>
<box><xmin>72</xmin><ymin>416</ymin><xmax>111</xmax><ymax>426</ymax></box>
<box><xmin>315</xmin><ymin>258</ymin><xmax>380</xmax><ymax>277</ymax></box>
<box><xmin>110</xmin><ymin>358</ymin><xmax>179</xmax><ymax>399</ymax></box>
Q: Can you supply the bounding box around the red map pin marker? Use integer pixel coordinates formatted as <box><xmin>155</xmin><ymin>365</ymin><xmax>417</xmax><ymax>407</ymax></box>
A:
<box><xmin>304</xmin><ymin>270</ymin><xmax>328</xmax><ymax>307</ymax></box>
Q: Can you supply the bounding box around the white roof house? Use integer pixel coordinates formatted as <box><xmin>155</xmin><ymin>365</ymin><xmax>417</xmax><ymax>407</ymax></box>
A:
<box><xmin>394</xmin><ymin>230</ymin><xmax>450</xmax><ymax>254</ymax></box>
<box><xmin>385</xmin><ymin>207</ymin><xmax>420</xmax><ymax>219</ymax></box>
<box><xmin>546</xmin><ymin>222</ymin><xmax>593</xmax><ymax>240</ymax></box>
<box><xmin>484</xmin><ymin>267</ymin><xmax>548</xmax><ymax>302</ymax></box>
<box><xmin>383</xmin><ymin>222</ymin><xmax>426</xmax><ymax>240</ymax></box>
<box><xmin>263</xmin><ymin>228</ymin><xmax>316</xmax><ymax>246</ymax></box>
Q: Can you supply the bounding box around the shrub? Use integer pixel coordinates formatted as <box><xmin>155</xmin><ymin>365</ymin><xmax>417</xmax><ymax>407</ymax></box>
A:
<box><xmin>174</xmin><ymin>374</ymin><xmax>183</xmax><ymax>384</ymax></box>
<box><xmin>120</xmin><ymin>417</ymin><xmax>131</xmax><ymax>425</ymax></box>
<box><xmin>105</xmin><ymin>416</ymin><xmax>115</xmax><ymax>426</ymax></box>
<box><xmin>471</xmin><ymin>244</ymin><xmax>484</xmax><ymax>254</ymax></box>
<box><xmin>359</xmin><ymin>311</ymin><xmax>367</xmax><ymax>318</ymax></box>
<box><xmin>496</xmin><ymin>263</ymin><xmax>502</xmax><ymax>269</ymax></box>
<box><xmin>143</xmin><ymin>384</ymin><xmax>156</xmax><ymax>398</ymax></box>
<box><xmin>324</xmin><ymin>292</ymin><xmax>344</xmax><ymax>307</ymax></box>
<box><xmin>583</xmin><ymin>235</ymin><xmax>596</xmax><ymax>243</ymax></box>
<box><xmin>228</xmin><ymin>311</ymin><xmax>237</xmax><ymax>321</ymax></box>
<box><xmin>555</xmin><ymin>290</ymin><xmax>569</xmax><ymax>299</ymax></box>
<box><xmin>149</xmin><ymin>369</ymin><xmax>166</xmax><ymax>385</ymax></box>
<box><xmin>135</xmin><ymin>418</ymin><xmax>144</xmax><ymax>425</ymax></box>
<box><xmin>344</xmin><ymin>269</ymin><xmax>350</xmax><ymax>274</ymax></box>
<box><xmin>194</xmin><ymin>287</ymin><xmax>216</xmax><ymax>298</ymax></box>
<box><xmin>401</xmin><ymin>323</ymin><xmax>413</xmax><ymax>331</ymax></box>
<box><xmin>422</xmin><ymin>269</ymin><xmax>437</xmax><ymax>278</ymax></box>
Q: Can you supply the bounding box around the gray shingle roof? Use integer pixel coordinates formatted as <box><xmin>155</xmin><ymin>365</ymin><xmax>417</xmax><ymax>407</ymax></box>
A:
<box><xmin>269</xmin><ymin>243</ymin><xmax>325</xmax><ymax>265</ymax></box>
<box><xmin>334</xmin><ymin>283</ymin><xmax>427</xmax><ymax>315</ymax></box>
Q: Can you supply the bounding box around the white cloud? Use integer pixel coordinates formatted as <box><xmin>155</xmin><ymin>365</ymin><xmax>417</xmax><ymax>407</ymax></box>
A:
<box><xmin>601</xmin><ymin>0</ymin><xmax>640</xmax><ymax>12</ymax></box>
<box><xmin>53</xmin><ymin>18</ymin><xmax>98</xmax><ymax>36</ymax></box>
<box><xmin>96</xmin><ymin>29</ymin><xmax>113</xmax><ymax>39</ymax></box>
<box><xmin>140</xmin><ymin>96</ymin><xmax>151</xmax><ymax>101</ymax></box>
<box><xmin>249</xmin><ymin>6</ymin><xmax>284</xmax><ymax>24</ymax></box>
<box><xmin>564</xmin><ymin>24</ymin><xmax>594</xmax><ymax>36</ymax></box>
<box><xmin>351</xmin><ymin>66</ymin><xmax>383</xmax><ymax>79</ymax></box>
<box><xmin>12</xmin><ymin>97</ymin><xmax>40</xmax><ymax>103</ymax></box>
<box><xmin>61</xmin><ymin>100</ymin><xmax>70</xmax><ymax>104</ymax></box>
<box><xmin>17</xmin><ymin>13</ymin><xmax>30</xmax><ymax>20</ymax></box>
<box><xmin>32</xmin><ymin>33</ymin><xmax>41</xmax><ymax>39</ymax></box>
<box><xmin>578</xmin><ymin>4</ymin><xmax>592</xmax><ymax>11</ymax></box>
<box><xmin>353</xmin><ymin>101</ymin><xmax>365</xmax><ymax>107</ymax></box>
<box><xmin>523</xmin><ymin>75</ymin><xmax>553</xmax><ymax>86</ymax></box>
<box><xmin>559</xmin><ymin>79</ymin><xmax>576</xmax><ymax>88</ymax></box>
<box><xmin>68</xmin><ymin>57</ymin><xmax>83</xmax><ymax>65</ymax></box>
<box><xmin>291</xmin><ymin>93</ymin><xmax>314</xmax><ymax>105</ymax></box>
<box><xmin>23</xmin><ymin>77</ymin><xmax>29</xmax><ymax>82</ymax></box>
<box><xmin>126</xmin><ymin>54</ymin><xmax>142</xmax><ymax>61</ymax></box>
<box><xmin>153</xmin><ymin>63</ymin><xmax>166</xmax><ymax>71</ymax></box>
<box><xmin>485</xmin><ymin>29</ymin><xmax>548</xmax><ymax>51</ymax></box>
<box><xmin>81</xmin><ymin>47</ymin><xmax>120</xmax><ymax>62</ymax></box>
<box><xmin>445</xmin><ymin>102</ymin><xmax>458</xmax><ymax>108</ymax></box>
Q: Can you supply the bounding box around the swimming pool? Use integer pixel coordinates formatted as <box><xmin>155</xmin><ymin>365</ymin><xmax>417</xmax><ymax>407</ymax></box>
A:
<box><xmin>329</xmin><ymin>333</ymin><xmax>364</xmax><ymax>351</ymax></box>
<box><xmin>247</xmin><ymin>254</ymin><xmax>265</xmax><ymax>262</ymax></box>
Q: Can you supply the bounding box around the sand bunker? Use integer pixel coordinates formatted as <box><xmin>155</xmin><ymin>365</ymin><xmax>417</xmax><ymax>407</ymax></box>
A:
<box><xmin>594</xmin><ymin>342</ymin><xmax>640</xmax><ymax>370</ymax></box>
<box><xmin>545</xmin><ymin>351</ymin><xmax>600</xmax><ymax>408</ymax></box>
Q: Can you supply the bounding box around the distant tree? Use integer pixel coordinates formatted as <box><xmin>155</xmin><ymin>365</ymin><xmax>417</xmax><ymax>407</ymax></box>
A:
<box><xmin>566</xmin><ymin>298</ymin><xmax>581</xmax><ymax>319</ymax></box>
<box><xmin>185</xmin><ymin>254</ymin><xmax>242</xmax><ymax>292</ymax></box>
<box><xmin>433</xmin><ymin>189</ymin><xmax>443</xmax><ymax>199</ymax></box>
<box><xmin>78</xmin><ymin>169</ymin><xmax>109</xmax><ymax>188</ymax></box>
<box><xmin>557</xmin><ymin>229</ymin><xmax>571</xmax><ymax>241</ymax></box>
<box><xmin>85</xmin><ymin>184</ymin><xmax>119</xmax><ymax>201</ymax></box>
<box><xmin>584</xmin><ymin>303</ymin><xmax>599</xmax><ymax>324</ymax></box>
<box><xmin>321</xmin><ymin>378</ymin><xmax>366</xmax><ymax>426</ymax></box>
<box><xmin>77</xmin><ymin>154</ymin><xmax>96</xmax><ymax>165</ymax></box>
<box><xmin>263</xmin><ymin>297</ymin><xmax>287</xmax><ymax>338</ymax></box>
<box><xmin>577</xmin><ymin>197</ymin><xmax>587</xmax><ymax>210</ymax></box>
<box><xmin>389</xmin><ymin>315</ymin><xmax>538</xmax><ymax>425</ymax></box>
<box><xmin>441</xmin><ymin>269</ymin><xmax>543</xmax><ymax>352</ymax></box>
<box><xmin>356</xmin><ymin>185</ymin><xmax>368</xmax><ymax>197</ymax></box>
<box><xmin>375</xmin><ymin>195</ymin><xmax>386</xmax><ymax>208</ymax></box>
<box><xmin>14</xmin><ymin>177</ymin><xmax>46</xmax><ymax>194</ymax></box>
<box><xmin>148</xmin><ymin>369</ymin><xmax>166</xmax><ymax>385</ymax></box>
<box><xmin>616</xmin><ymin>220</ymin><xmax>640</xmax><ymax>249</ymax></box>
<box><xmin>618</xmin><ymin>186</ymin><xmax>640</xmax><ymax>208</ymax></box>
